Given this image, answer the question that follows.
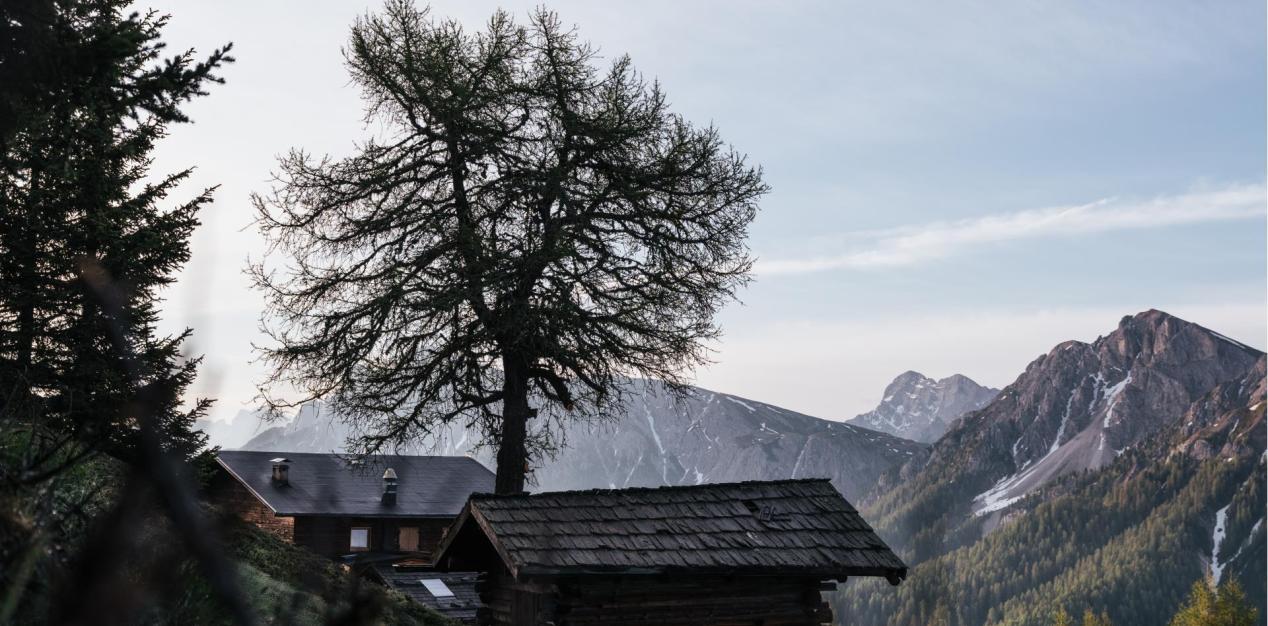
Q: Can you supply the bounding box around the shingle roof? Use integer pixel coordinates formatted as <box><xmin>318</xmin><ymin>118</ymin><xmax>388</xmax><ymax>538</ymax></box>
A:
<box><xmin>436</xmin><ymin>479</ymin><xmax>906</xmax><ymax>582</ymax></box>
<box><xmin>371</xmin><ymin>566</ymin><xmax>480</xmax><ymax>623</ymax></box>
<box><xmin>216</xmin><ymin>451</ymin><xmax>494</xmax><ymax>517</ymax></box>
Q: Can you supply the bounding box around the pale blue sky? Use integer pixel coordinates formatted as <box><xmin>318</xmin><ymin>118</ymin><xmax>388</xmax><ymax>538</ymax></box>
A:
<box><xmin>146</xmin><ymin>1</ymin><xmax>1267</xmax><ymax>423</ymax></box>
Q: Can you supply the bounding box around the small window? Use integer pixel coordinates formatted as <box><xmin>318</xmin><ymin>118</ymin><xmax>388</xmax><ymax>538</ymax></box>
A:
<box><xmin>350</xmin><ymin>527</ymin><xmax>370</xmax><ymax>551</ymax></box>
<box><xmin>399</xmin><ymin>526</ymin><xmax>419</xmax><ymax>552</ymax></box>
<box><xmin>420</xmin><ymin>579</ymin><xmax>454</xmax><ymax>598</ymax></box>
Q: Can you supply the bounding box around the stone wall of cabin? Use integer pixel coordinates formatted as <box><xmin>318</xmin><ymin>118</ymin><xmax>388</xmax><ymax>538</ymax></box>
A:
<box><xmin>476</xmin><ymin>574</ymin><xmax>833</xmax><ymax>626</ymax></box>
<box><xmin>206</xmin><ymin>470</ymin><xmax>294</xmax><ymax>542</ymax></box>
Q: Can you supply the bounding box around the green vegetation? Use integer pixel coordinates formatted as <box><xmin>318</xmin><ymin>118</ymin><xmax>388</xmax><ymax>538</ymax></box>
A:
<box><xmin>1053</xmin><ymin>578</ymin><xmax>1266</xmax><ymax>626</ymax></box>
<box><xmin>1169</xmin><ymin>580</ymin><xmax>1259</xmax><ymax>626</ymax></box>
<box><xmin>0</xmin><ymin>2</ymin><xmax>454</xmax><ymax>623</ymax></box>
<box><xmin>177</xmin><ymin>513</ymin><xmax>455</xmax><ymax>625</ymax></box>
<box><xmin>1</xmin><ymin>452</ymin><xmax>453</xmax><ymax>625</ymax></box>
<box><xmin>0</xmin><ymin>0</ymin><xmax>228</xmax><ymax>467</ymax></box>
<box><xmin>1049</xmin><ymin>608</ymin><xmax>1113</xmax><ymax>626</ymax></box>
<box><xmin>835</xmin><ymin>435</ymin><xmax>1266</xmax><ymax>626</ymax></box>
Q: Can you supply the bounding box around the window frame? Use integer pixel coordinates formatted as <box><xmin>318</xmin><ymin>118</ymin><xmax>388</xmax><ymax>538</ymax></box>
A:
<box><xmin>349</xmin><ymin>526</ymin><xmax>371</xmax><ymax>552</ymax></box>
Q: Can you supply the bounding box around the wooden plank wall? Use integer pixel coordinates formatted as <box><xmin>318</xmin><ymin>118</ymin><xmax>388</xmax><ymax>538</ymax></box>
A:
<box><xmin>475</xmin><ymin>574</ymin><xmax>831</xmax><ymax>626</ymax></box>
<box><xmin>206</xmin><ymin>469</ymin><xmax>455</xmax><ymax>559</ymax></box>
<box><xmin>292</xmin><ymin>516</ymin><xmax>454</xmax><ymax>558</ymax></box>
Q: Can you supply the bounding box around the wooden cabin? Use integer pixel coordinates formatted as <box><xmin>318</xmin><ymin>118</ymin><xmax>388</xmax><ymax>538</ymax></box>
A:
<box><xmin>433</xmin><ymin>479</ymin><xmax>907</xmax><ymax>626</ymax></box>
<box><xmin>209</xmin><ymin>451</ymin><xmax>494</xmax><ymax>559</ymax></box>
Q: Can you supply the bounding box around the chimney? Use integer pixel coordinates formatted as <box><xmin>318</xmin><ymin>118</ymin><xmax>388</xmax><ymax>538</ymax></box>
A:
<box><xmin>381</xmin><ymin>467</ymin><xmax>398</xmax><ymax>506</ymax></box>
<box><xmin>270</xmin><ymin>457</ymin><xmax>290</xmax><ymax>486</ymax></box>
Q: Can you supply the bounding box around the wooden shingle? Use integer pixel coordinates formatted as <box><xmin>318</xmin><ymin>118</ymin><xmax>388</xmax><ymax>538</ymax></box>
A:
<box><xmin>435</xmin><ymin>479</ymin><xmax>906</xmax><ymax>584</ymax></box>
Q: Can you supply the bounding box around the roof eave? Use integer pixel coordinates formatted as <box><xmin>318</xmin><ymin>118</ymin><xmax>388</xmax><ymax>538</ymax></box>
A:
<box><xmin>432</xmin><ymin>501</ymin><xmax>521</xmax><ymax>579</ymax></box>
<box><xmin>513</xmin><ymin>564</ymin><xmax>907</xmax><ymax>582</ymax></box>
<box><xmin>273</xmin><ymin>511</ymin><xmax>462</xmax><ymax>519</ymax></box>
<box><xmin>215</xmin><ymin>455</ymin><xmax>282</xmax><ymax>516</ymax></box>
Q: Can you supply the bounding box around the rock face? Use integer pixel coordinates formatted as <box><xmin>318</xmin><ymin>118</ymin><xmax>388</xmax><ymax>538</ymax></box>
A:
<box><xmin>194</xmin><ymin>409</ymin><xmax>272</xmax><ymax>449</ymax></box>
<box><xmin>232</xmin><ymin>402</ymin><xmax>346</xmax><ymax>453</ymax></box>
<box><xmin>848</xmin><ymin>371</ymin><xmax>997</xmax><ymax>442</ymax></box>
<box><xmin>236</xmin><ymin>380</ymin><xmax>926</xmax><ymax>502</ymax></box>
<box><xmin>866</xmin><ymin>309</ymin><xmax>1264</xmax><ymax>544</ymax></box>
<box><xmin>1172</xmin><ymin>355</ymin><xmax>1266</xmax><ymax>463</ymax></box>
<box><xmin>959</xmin><ymin>309</ymin><xmax>1263</xmax><ymax>516</ymax></box>
<box><xmin>842</xmin><ymin>313</ymin><xmax>1266</xmax><ymax>626</ymax></box>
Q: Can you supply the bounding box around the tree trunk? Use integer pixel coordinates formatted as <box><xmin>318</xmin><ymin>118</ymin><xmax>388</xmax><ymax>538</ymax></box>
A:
<box><xmin>15</xmin><ymin>168</ymin><xmax>40</xmax><ymax>374</ymax></box>
<box><xmin>494</xmin><ymin>352</ymin><xmax>531</xmax><ymax>494</ymax></box>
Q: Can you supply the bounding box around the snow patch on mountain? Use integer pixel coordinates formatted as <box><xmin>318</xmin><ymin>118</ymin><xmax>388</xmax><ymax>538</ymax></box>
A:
<box><xmin>237</xmin><ymin>379</ymin><xmax>927</xmax><ymax>502</ymax></box>
<box><xmin>1211</xmin><ymin>503</ymin><xmax>1231</xmax><ymax>585</ymax></box>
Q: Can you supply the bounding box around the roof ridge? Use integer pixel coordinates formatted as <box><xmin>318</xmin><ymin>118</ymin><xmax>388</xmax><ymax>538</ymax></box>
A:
<box><xmin>218</xmin><ymin>450</ymin><xmax>482</xmax><ymax>461</ymax></box>
<box><xmin>469</xmin><ymin>477</ymin><xmax>834</xmax><ymax>500</ymax></box>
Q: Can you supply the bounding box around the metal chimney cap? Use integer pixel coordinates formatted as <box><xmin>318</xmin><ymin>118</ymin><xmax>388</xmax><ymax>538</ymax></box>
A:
<box><xmin>383</xmin><ymin>468</ymin><xmax>398</xmax><ymax>480</ymax></box>
<box><xmin>270</xmin><ymin>457</ymin><xmax>291</xmax><ymax>464</ymax></box>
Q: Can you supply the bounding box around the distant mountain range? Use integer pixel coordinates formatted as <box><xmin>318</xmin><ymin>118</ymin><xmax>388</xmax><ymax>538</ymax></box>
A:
<box><xmin>840</xmin><ymin>310</ymin><xmax>1266</xmax><ymax>625</ymax></box>
<box><xmin>196</xmin><ymin>409</ymin><xmax>273</xmax><ymax>450</ymax></box>
<box><xmin>227</xmin><ymin>380</ymin><xmax>929</xmax><ymax>503</ymax></box>
<box><xmin>200</xmin><ymin>308</ymin><xmax>1267</xmax><ymax>624</ymax></box>
<box><xmin>848</xmin><ymin>371</ymin><xmax>997</xmax><ymax>443</ymax></box>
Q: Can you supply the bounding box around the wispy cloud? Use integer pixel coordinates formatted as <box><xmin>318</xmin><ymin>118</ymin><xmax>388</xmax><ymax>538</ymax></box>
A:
<box><xmin>757</xmin><ymin>184</ymin><xmax>1266</xmax><ymax>275</ymax></box>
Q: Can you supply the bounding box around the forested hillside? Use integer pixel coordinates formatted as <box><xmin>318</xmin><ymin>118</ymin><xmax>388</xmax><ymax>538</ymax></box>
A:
<box><xmin>836</xmin><ymin>315</ymin><xmax>1266</xmax><ymax>626</ymax></box>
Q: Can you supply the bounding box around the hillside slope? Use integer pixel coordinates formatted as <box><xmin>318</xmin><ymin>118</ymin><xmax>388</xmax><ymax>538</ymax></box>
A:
<box><xmin>839</xmin><ymin>311</ymin><xmax>1266</xmax><ymax>626</ymax></box>
<box><xmin>865</xmin><ymin>310</ymin><xmax>1261</xmax><ymax>558</ymax></box>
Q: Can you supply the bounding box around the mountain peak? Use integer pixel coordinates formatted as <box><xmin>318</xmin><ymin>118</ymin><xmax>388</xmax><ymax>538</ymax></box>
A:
<box><xmin>850</xmin><ymin>371</ymin><xmax>998</xmax><ymax>443</ymax></box>
<box><xmin>238</xmin><ymin>378</ymin><xmax>926</xmax><ymax>502</ymax></box>
<box><xmin>1108</xmin><ymin>309</ymin><xmax>1262</xmax><ymax>360</ymax></box>
<box><xmin>946</xmin><ymin>310</ymin><xmax>1266</xmax><ymax>518</ymax></box>
<box><xmin>1130</xmin><ymin>307</ymin><xmax>1171</xmax><ymax>321</ymax></box>
<box><xmin>1115</xmin><ymin>308</ymin><xmax>1179</xmax><ymax>334</ymax></box>
<box><xmin>892</xmin><ymin>370</ymin><xmax>932</xmax><ymax>384</ymax></box>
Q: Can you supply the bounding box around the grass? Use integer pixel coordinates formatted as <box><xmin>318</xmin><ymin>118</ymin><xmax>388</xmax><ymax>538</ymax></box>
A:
<box><xmin>202</xmin><ymin>512</ymin><xmax>457</xmax><ymax>625</ymax></box>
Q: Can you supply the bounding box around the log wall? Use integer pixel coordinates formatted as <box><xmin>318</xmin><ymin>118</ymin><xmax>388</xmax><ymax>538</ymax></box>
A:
<box><xmin>206</xmin><ymin>468</ymin><xmax>453</xmax><ymax>559</ymax></box>
<box><xmin>292</xmin><ymin>516</ymin><xmax>452</xmax><ymax>558</ymax></box>
<box><xmin>475</xmin><ymin>574</ymin><xmax>832</xmax><ymax>626</ymax></box>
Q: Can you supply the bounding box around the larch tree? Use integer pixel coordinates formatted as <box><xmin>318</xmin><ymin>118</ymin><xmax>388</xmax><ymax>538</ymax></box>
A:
<box><xmin>1168</xmin><ymin>579</ymin><xmax>1258</xmax><ymax>626</ymax></box>
<box><xmin>252</xmin><ymin>1</ymin><xmax>767</xmax><ymax>493</ymax></box>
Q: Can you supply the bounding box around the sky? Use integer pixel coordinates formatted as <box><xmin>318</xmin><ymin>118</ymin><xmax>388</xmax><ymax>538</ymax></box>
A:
<box><xmin>144</xmin><ymin>0</ymin><xmax>1268</xmax><ymax>425</ymax></box>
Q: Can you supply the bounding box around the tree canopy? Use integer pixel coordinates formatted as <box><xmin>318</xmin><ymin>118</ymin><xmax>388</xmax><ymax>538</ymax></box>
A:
<box><xmin>0</xmin><ymin>1</ymin><xmax>243</xmax><ymax>622</ymax></box>
<box><xmin>252</xmin><ymin>1</ymin><xmax>767</xmax><ymax>492</ymax></box>
<box><xmin>1169</xmin><ymin>579</ymin><xmax>1259</xmax><ymax>626</ymax></box>
<box><xmin>0</xmin><ymin>0</ymin><xmax>230</xmax><ymax>470</ymax></box>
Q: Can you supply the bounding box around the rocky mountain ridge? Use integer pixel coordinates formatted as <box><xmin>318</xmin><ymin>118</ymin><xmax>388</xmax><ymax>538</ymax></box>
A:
<box><xmin>849</xmin><ymin>371</ymin><xmax>997</xmax><ymax>442</ymax></box>
<box><xmin>960</xmin><ymin>309</ymin><xmax>1262</xmax><ymax>517</ymax></box>
<box><xmin>234</xmin><ymin>380</ymin><xmax>927</xmax><ymax>503</ymax></box>
<box><xmin>841</xmin><ymin>309</ymin><xmax>1266</xmax><ymax>625</ymax></box>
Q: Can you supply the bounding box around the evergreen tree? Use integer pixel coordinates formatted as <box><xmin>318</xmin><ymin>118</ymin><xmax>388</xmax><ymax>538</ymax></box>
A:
<box><xmin>1169</xmin><ymin>580</ymin><xmax>1259</xmax><ymax>626</ymax></box>
<box><xmin>1052</xmin><ymin>608</ymin><xmax>1074</xmax><ymax>626</ymax></box>
<box><xmin>1081</xmin><ymin>609</ymin><xmax>1113</xmax><ymax>626</ymax></box>
<box><xmin>0</xmin><ymin>0</ymin><xmax>231</xmax><ymax>469</ymax></box>
<box><xmin>252</xmin><ymin>1</ymin><xmax>766</xmax><ymax>492</ymax></box>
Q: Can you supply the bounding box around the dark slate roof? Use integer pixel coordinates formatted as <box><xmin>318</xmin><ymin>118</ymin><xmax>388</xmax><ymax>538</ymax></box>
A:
<box><xmin>216</xmin><ymin>451</ymin><xmax>494</xmax><ymax>517</ymax></box>
<box><xmin>371</xmin><ymin>565</ymin><xmax>480</xmax><ymax>624</ymax></box>
<box><xmin>435</xmin><ymin>479</ymin><xmax>907</xmax><ymax>582</ymax></box>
